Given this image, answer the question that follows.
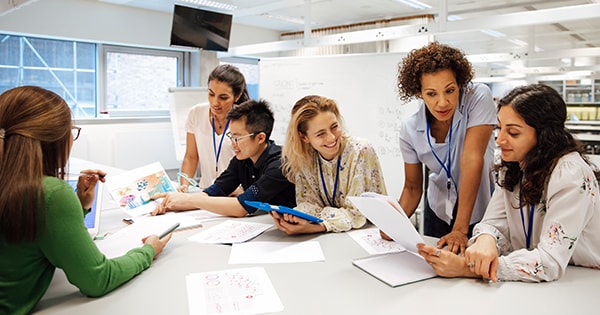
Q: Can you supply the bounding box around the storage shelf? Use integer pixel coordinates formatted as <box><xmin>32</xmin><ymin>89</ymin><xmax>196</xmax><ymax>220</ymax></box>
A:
<box><xmin>540</xmin><ymin>79</ymin><xmax>600</xmax><ymax>121</ymax></box>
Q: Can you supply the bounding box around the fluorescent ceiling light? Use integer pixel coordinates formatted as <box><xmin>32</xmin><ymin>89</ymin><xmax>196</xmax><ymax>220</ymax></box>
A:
<box><xmin>260</xmin><ymin>13</ymin><xmax>307</xmax><ymax>25</ymax></box>
<box><xmin>508</xmin><ymin>39</ymin><xmax>527</xmax><ymax>47</ymax></box>
<box><xmin>393</xmin><ymin>0</ymin><xmax>432</xmax><ymax>10</ymax></box>
<box><xmin>447</xmin><ymin>15</ymin><xmax>463</xmax><ymax>21</ymax></box>
<box><xmin>480</xmin><ymin>29</ymin><xmax>506</xmax><ymax>38</ymax></box>
<box><xmin>179</xmin><ymin>0</ymin><xmax>237</xmax><ymax>11</ymax></box>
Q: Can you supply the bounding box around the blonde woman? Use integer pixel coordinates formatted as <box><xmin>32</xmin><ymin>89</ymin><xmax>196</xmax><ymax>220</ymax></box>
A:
<box><xmin>273</xmin><ymin>95</ymin><xmax>387</xmax><ymax>235</ymax></box>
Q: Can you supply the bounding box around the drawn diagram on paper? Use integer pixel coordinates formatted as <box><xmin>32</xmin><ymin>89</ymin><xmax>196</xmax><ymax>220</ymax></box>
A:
<box><xmin>186</xmin><ymin>267</ymin><xmax>284</xmax><ymax>315</ymax></box>
<box><xmin>348</xmin><ymin>227</ymin><xmax>407</xmax><ymax>255</ymax></box>
<box><xmin>187</xmin><ymin>220</ymin><xmax>272</xmax><ymax>244</ymax></box>
<box><xmin>107</xmin><ymin>162</ymin><xmax>176</xmax><ymax>216</ymax></box>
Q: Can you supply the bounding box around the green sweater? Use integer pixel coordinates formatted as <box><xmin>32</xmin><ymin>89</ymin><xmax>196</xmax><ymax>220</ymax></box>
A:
<box><xmin>0</xmin><ymin>176</ymin><xmax>155</xmax><ymax>315</ymax></box>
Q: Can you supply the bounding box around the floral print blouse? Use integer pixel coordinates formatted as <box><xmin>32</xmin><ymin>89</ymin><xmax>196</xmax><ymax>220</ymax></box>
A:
<box><xmin>471</xmin><ymin>152</ymin><xmax>600</xmax><ymax>282</ymax></box>
<box><xmin>293</xmin><ymin>136</ymin><xmax>387</xmax><ymax>232</ymax></box>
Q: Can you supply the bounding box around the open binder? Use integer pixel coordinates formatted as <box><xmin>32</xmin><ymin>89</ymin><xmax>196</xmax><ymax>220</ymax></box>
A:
<box><xmin>348</xmin><ymin>193</ymin><xmax>437</xmax><ymax>287</ymax></box>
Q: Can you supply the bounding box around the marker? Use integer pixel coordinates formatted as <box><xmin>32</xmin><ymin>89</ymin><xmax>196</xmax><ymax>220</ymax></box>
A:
<box><xmin>159</xmin><ymin>223</ymin><xmax>180</xmax><ymax>239</ymax></box>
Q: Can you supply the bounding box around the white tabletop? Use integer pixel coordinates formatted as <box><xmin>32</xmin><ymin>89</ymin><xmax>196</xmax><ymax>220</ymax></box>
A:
<box><xmin>33</xmin><ymin>204</ymin><xmax>600</xmax><ymax>315</ymax></box>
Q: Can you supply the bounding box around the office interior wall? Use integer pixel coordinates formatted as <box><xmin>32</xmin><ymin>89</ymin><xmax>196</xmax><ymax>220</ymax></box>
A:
<box><xmin>70</xmin><ymin>120</ymin><xmax>179</xmax><ymax>172</ymax></box>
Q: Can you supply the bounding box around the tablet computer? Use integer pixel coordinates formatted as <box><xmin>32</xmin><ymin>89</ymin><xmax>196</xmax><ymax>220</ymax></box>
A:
<box><xmin>66</xmin><ymin>175</ymin><xmax>103</xmax><ymax>238</ymax></box>
<box><xmin>244</xmin><ymin>200</ymin><xmax>323</xmax><ymax>223</ymax></box>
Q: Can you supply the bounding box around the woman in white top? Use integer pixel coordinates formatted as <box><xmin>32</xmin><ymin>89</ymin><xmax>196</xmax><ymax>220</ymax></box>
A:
<box><xmin>418</xmin><ymin>84</ymin><xmax>600</xmax><ymax>282</ymax></box>
<box><xmin>180</xmin><ymin>64</ymin><xmax>250</xmax><ymax>191</ymax></box>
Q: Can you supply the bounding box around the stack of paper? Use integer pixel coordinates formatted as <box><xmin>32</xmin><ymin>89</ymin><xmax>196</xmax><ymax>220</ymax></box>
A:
<box><xmin>348</xmin><ymin>193</ymin><xmax>437</xmax><ymax>287</ymax></box>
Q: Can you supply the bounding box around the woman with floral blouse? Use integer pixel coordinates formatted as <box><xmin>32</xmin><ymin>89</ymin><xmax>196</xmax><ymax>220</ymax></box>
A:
<box><xmin>271</xmin><ymin>95</ymin><xmax>387</xmax><ymax>235</ymax></box>
<box><xmin>418</xmin><ymin>83</ymin><xmax>600</xmax><ymax>282</ymax></box>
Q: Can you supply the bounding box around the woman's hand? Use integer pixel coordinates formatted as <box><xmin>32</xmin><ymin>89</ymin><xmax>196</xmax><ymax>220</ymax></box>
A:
<box><xmin>76</xmin><ymin>169</ymin><xmax>107</xmax><ymax>210</ymax></box>
<box><xmin>142</xmin><ymin>233</ymin><xmax>172</xmax><ymax>259</ymax></box>
<box><xmin>464</xmin><ymin>234</ymin><xmax>499</xmax><ymax>282</ymax></box>
<box><xmin>270</xmin><ymin>211</ymin><xmax>326</xmax><ymax>235</ymax></box>
<box><xmin>437</xmin><ymin>230</ymin><xmax>469</xmax><ymax>254</ymax></box>
<box><xmin>417</xmin><ymin>243</ymin><xmax>478</xmax><ymax>278</ymax></box>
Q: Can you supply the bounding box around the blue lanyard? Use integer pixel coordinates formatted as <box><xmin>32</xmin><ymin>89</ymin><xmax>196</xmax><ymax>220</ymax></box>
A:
<box><xmin>212</xmin><ymin>116</ymin><xmax>231</xmax><ymax>173</ymax></box>
<box><xmin>318</xmin><ymin>154</ymin><xmax>341</xmax><ymax>208</ymax></box>
<box><xmin>426</xmin><ymin>120</ymin><xmax>453</xmax><ymax>189</ymax></box>
<box><xmin>519</xmin><ymin>198</ymin><xmax>535</xmax><ymax>249</ymax></box>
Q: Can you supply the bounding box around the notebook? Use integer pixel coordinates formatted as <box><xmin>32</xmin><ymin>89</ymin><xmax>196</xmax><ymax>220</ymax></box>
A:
<box><xmin>348</xmin><ymin>193</ymin><xmax>437</xmax><ymax>287</ymax></box>
<box><xmin>66</xmin><ymin>175</ymin><xmax>103</xmax><ymax>238</ymax></box>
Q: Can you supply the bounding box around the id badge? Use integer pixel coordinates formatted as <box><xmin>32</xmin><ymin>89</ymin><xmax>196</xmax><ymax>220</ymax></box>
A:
<box><xmin>446</xmin><ymin>179</ymin><xmax>453</xmax><ymax>214</ymax></box>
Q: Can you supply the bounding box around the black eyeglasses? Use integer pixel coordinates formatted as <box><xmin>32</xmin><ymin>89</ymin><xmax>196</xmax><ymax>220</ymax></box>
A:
<box><xmin>72</xmin><ymin>126</ymin><xmax>81</xmax><ymax>141</ymax></box>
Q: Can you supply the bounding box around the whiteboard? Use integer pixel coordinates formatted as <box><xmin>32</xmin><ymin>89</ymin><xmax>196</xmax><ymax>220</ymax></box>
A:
<box><xmin>259</xmin><ymin>53</ymin><xmax>419</xmax><ymax>198</ymax></box>
<box><xmin>168</xmin><ymin>87</ymin><xmax>208</xmax><ymax>161</ymax></box>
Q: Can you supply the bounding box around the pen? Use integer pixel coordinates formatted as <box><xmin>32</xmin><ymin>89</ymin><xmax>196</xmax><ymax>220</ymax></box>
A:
<box><xmin>159</xmin><ymin>222</ymin><xmax>180</xmax><ymax>239</ymax></box>
<box><xmin>69</xmin><ymin>173</ymin><xmax>106</xmax><ymax>179</ymax></box>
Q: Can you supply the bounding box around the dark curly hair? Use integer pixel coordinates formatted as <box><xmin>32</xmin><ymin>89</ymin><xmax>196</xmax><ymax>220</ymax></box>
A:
<box><xmin>397</xmin><ymin>41</ymin><xmax>474</xmax><ymax>103</ymax></box>
<box><xmin>495</xmin><ymin>83</ymin><xmax>600</xmax><ymax>206</ymax></box>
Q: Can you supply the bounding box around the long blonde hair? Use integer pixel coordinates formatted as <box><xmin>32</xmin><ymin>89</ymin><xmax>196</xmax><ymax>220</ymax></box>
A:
<box><xmin>281</xmin><ymin>95</ymin><xmax>347</xmax><ymax>181</ymax></box>
<box><xmin>0</xmin><ymin>86</ymin><xmax>72</xmax><ymax>242</ymax></box>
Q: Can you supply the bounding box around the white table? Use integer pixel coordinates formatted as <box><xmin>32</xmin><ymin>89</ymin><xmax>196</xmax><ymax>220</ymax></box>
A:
<box><xmin>33</xmin><ymin>205</ymin><xmax>600</xmax><ymax>315</ymax></box>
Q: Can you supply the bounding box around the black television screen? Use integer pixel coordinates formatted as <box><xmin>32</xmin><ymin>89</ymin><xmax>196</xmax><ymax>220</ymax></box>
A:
<box><xmin>170</xmin><ymin>4</ymin><xmax>233</xmax><ymax>51</ymax></box>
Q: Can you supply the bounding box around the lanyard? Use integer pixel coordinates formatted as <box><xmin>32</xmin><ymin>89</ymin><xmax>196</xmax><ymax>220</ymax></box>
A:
<box><xmin>426</xmin><ymin>120</ymin><xmax>454</xmax><ymax>189</ymax></box>
<box><xmin>318</xmin><ymin>154</ymin><xmax>341</xmax><ymax>208</ymax></box>
<box><xmin>519</xmin><ymin>198</ymin><xmax>535</xmax><ymax>249</ymax></box>
<box><xmin>212</xmin><ymin>116</ymin><xmax>231</xmax><ymax>173</ymax></box>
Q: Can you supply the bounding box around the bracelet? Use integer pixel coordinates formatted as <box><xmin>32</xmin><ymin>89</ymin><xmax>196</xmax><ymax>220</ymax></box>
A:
<box><xmin>177</xmin><ymin>172</ymin><xmax>199</xmax><ymax>188</ymax></box>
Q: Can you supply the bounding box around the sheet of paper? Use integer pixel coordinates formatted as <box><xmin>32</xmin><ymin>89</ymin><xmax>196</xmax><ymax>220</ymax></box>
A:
<box><xmin>352</xmin><ymin>251</ymin><xmax>437</xmax><ymax>287</ymax></box>
<box><xmin>128</xmin><ymin>210</ymin><xmax>224</xmax><ymax>231</ymax></box>
<box><xmin>106</xmin><ymin>162</ymin><xmax>176</xmax><ymax>217</ymax></box>
<box><xmin>229</xmin><ymin>241</ymin><xmax>325</xmax><ymax>264</ymax></box>
<box><xmin>186</xmin><ymin>267</ymin><xmax>284</xmax><ymax>315</ymax></box>
<box><xmin>348</xmin><ymin>194</ymin><xmax>424</xmax><ymax>253</ymax></box>
<box><xmin>188</xmin><ymin>220</ymin><xmax>273</xmax><ymax>244</ymax></box>
<box><xmin>347</xmin><ymin>228</ymin><xmax>407</xmax><ymax>255</ymax></box>
<box><xmin>94</xmin><ymin>219</ymin><xmax>178</xmax><ymax>259</ymax></box>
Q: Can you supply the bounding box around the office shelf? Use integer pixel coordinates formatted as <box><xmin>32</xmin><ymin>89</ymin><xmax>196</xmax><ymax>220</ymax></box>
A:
<box><xmin>539</xmin><ymin>79</ymin><xmax>600</xmax><ymax>121</ymax></box>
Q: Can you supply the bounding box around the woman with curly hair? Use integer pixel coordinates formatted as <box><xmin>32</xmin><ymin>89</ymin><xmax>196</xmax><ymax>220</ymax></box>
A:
<box><xmin>395</xmin><ymin>42</ymin><xmax>497</xmax><ymax>253</ymax></box>
<box><xmin>418</xmin><ymin>83</ymin><xmax>600</xmax><ymax>282</ymax></box>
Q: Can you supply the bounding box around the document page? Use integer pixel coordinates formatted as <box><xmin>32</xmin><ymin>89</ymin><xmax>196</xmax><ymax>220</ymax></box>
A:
<box><xmin>229</xmin><ymin>241</ymin><xmax>325</xmax><ymax>264</ymax></box>
<box><xmin>188</xmin><ymin>220</ymin><xmax>273</xmax><ymax>244</ymax></box>
<box><xmin>106</xmin><ymin>162</ymin><xmax>176</xmax><ymax>217</ymax></box>
<box><xmin>95</xmin><ymin>219</ymin><xmax>178</xmax><ymax>259</ymax></box>
<box><xmin>352</xmin><ymin>251</ymin><xmax>437</xmax><ymax>287</ymax></box>
<box><xmin>347</xmin><ymin>227</ymin><xmax>407</xmax><ymax>255</ymax></box>
<box><xmin>186</xmin><ymin>267</ymin><xmax>284</xmax><ymax>315</ymax></box>
<box><xmin>348</xmin><ymin>193</ymin><xmax>437</xmax><ymax>286</ymax></box>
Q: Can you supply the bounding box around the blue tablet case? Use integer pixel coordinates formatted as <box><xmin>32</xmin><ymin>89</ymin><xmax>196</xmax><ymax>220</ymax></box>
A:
<box><xmin>244</xmin><ymin>200</ymin><xmax>323</xmax><ymax>223</ymax></box>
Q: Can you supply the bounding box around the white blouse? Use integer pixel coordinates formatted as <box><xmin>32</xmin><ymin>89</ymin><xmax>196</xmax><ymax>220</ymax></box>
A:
<box><xmin>472</xmin><ymin>152</ymin><xmax>600</xmax><ymax>282</ymax></box>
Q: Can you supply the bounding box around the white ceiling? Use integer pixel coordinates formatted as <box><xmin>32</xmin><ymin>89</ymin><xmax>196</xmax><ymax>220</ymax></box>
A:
<box><xmin>100</xmin><ymin>0</ymin><xmax>600</xmax><ymax>75</ymax></box>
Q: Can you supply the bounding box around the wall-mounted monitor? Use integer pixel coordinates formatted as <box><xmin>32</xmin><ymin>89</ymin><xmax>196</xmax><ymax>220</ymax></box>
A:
<box><xmin>170</xmin><ymin>4</ymin><xmax>233</xmax><ymax>52</ymax></box>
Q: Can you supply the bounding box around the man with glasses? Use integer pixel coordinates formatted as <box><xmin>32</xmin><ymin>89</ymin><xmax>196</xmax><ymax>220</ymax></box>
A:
<box><xmin>151</xmin><ymin>99</ymin><xmax>295</xmax><ymax>217</ymax></box>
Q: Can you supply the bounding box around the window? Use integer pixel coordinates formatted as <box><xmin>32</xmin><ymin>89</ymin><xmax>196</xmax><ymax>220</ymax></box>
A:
<box><xmin>220</xmin><ymin>57</ymin><xmax>259</xmax><ymax>100</ymax></box>
<box><xmin>101</xmin><ymin>45</ymin><xmax>185</xmax><ymax>117</ymax></box>
<box><xmin>0</xmin><ymin>34</ymin><xmax>96</xmax><ymax>118</ymax></box>
<box><xmin>0</xmin><ymin>33</ymin><xmax>187</xmax><ymax>119</ymax></box>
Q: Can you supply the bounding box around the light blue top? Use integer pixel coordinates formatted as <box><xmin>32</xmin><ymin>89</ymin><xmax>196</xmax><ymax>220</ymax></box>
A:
<box><xmin>399</xmin><ymin>83</ymin><xmax>497</xmax><ymax>225</ymax></box>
